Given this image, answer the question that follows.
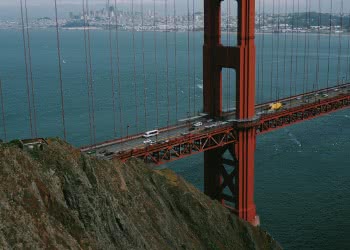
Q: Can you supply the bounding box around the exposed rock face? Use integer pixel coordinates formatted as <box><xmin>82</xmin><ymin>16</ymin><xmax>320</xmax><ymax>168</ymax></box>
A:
<box><xmin>0</xmin><ymin>140</ymin><xmax>281</xmax><ymax>249</ymax></box>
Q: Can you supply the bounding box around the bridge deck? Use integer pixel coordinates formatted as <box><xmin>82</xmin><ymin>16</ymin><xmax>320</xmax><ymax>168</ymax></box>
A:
<box><xmin>81</xmin><ymin>83</ymin><xmax>350</xmax><ymax>164</ymax></box>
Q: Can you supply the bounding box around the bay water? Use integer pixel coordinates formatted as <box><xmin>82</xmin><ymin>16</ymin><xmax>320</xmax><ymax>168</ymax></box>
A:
<box><xmin>0</xmin><ymin>29</ymin><xmax>349</xmax><ymax>249</ymax></box>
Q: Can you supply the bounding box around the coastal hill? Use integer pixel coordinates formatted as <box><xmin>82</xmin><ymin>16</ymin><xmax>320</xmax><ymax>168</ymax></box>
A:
<box><xmin>0</xmin><ymin>139</ymin><xmax>281</xmax><ymax>249</ymax></box>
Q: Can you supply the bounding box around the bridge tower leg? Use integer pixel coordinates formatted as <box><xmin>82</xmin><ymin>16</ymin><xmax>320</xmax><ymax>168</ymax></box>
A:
<box><xmin>203</xmin><ymin>0</ymin><xmax>259</xmax><ymax>225</ymax></box>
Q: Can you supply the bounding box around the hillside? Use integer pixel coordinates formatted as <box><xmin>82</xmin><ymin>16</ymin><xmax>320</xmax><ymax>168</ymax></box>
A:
<box><xmin>0</xmin><ymin>139</ymin><xmax>281</xmax><ymax>249</ymax></box>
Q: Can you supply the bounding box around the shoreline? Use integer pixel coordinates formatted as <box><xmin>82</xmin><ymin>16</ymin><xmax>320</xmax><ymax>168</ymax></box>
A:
<box><xmin>2</xmin><ymin>26</ymin><xmax>350</xmax><ymax>36</ymax></box>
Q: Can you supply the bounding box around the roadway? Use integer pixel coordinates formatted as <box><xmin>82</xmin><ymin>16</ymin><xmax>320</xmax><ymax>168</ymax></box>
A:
<box><xmin>81</xmin><ymin>83</ymin><xmax>350</xmax><ymax>159</ymax></box>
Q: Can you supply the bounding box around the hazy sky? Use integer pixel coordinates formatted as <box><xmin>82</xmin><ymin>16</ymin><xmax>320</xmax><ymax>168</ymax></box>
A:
<box><xmin>0</xmin><ymin>0</ymin><xmax>349</xmax><ymax>19</ymax></box>
<box><xmin>0</xmin><ymin>0</ymin><xmax>348</xmax><ymax>8</ymax></box>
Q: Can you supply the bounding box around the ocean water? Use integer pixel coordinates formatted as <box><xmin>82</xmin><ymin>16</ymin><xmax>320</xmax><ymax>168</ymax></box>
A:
<box><xmin>0</xmin><ymin>29</ymin><xmax>349</xmax><ymax>249</ymax></box>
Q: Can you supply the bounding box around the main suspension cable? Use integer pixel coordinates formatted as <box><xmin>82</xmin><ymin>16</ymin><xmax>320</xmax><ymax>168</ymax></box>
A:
<box><xmin>82</xmin><ymin>0</ymin><xmax>93</xmax><ymax>145</ymax></box>
<box><xmin>141</xmin><ymin>0</ymin><xmax>148</xmax><ymax>129</ymax></box>
<box><xmin>165</xmin><ymin>0</ymin><xmax>170</xmax><ymax>127</ymax></box>
<box><xmin>114</xmin><ymin>0</ymin><xmax>123</xmax><ymax>137</ymax></box>
<box><xmin>20</xmin><ymin>0</ymin><xmax>33</xmax><ymax>138</ymax></box>
<box><xmin>173</xmin><ymin>0</ymin><xmax>178</xmax><ymax>122</ymax></box>
<box><xmin>86</xmin><ymin>0</ymin><xmax>97</xmax><ymax>144</ymax></box>
<box><xmin>0</xmin><ymin>79</ymin><xmax>6</xmax><ymax>142</ymax></box>
<box><xmin>54</xmin><ymin>0</ymin><xmax>67</xmax><ymax>141</ymax></box>
<box><xmin>153</xmin><ymin>0</ymin><xmax>159</xmax><ymax>128</ymax></box>
<box><xmin>187</xmin><ymin>0</ymin><xmax>191</xmax><ymax>116</ymax></box>
<box><xmin>107</xmin><ymin>0</ymin><xmax>117</xmax><ymax>138</ymax></box>
<box><xmin>24</xmin><ymin>0</ymin><xmax>37</xmax><ymax>137</ymax></box>
<box><xmin>131</xmin><ymin>0</ymin><xmax>138</xmax><ymax>132</ymax></box>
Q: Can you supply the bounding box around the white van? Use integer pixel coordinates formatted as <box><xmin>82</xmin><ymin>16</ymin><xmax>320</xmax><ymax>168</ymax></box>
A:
<box><xmin>143</xmin><ymin>130</ymin><xmax>159</xmax><ymax>138</ymax></box>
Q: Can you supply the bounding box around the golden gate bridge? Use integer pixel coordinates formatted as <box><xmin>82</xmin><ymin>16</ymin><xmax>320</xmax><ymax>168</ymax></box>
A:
<box><xmin>0</xmin><ymin>0</ymin><xmax>349</xmax><ymax>225</ymax></box>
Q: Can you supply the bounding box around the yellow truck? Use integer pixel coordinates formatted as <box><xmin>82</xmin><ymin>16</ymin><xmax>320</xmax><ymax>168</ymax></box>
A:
<box><xmin>269</xmin><ymin>102</ymin><xmax>283</xmax><ymax>111</ymax></box>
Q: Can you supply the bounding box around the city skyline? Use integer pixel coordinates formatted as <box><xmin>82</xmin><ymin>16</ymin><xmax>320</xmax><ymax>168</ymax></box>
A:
<box><xmin>1</xmin><ymin>0</ymin><xmax>350</xmax><ymax>19</ymax></box>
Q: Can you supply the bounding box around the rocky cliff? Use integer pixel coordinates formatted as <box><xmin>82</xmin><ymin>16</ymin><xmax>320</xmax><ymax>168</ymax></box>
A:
<box><xmin>0</xmin><ymin>139</ymin><xmax>281</xmax><ymax>249</ymax></box>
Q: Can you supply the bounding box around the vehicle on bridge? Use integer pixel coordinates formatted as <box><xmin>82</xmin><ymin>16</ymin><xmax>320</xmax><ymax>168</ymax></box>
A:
<box><xmin>143</xmin><ymin>139</ymin><xmax>156</xmax><ymax>145</ymax></box>
<box><xmin>143</xmin><ymin>130</ymin><xmax>159</xmax><ymax>138</ymax></box>
<box><xmin>269</xmin><ymin>102</ymin><xmax>283</xmax><ymax>111</ymax></box>
<box><xmin>193</xmin><ymin>122</ymin><xmax>203</xmax><ymax>127</ymax></box>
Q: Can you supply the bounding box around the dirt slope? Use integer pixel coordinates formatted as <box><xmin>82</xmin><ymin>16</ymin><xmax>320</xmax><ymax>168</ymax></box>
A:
<box><xmin>0</xmin><ymin>140</ymin><xmax>281</xmax><ymax>249</ymax></box>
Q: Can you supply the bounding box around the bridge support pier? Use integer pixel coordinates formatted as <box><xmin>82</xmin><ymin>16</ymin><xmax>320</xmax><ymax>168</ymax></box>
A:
<box><xmin>203</xmin><ymin>0</ymin><xmax>258</xmax><ymax>225</ymax></box>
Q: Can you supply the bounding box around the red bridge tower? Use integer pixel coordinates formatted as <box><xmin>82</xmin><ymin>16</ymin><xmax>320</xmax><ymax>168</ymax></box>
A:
<box><xmin>203</xmin><ymin>0</ymin><xmax>259</xmax><ymax>225</ymax></box>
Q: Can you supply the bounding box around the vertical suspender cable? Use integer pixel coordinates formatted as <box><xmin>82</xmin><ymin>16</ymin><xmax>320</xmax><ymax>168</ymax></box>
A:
<box><xmin>256</xmin><ymin>0</ymin><xmax>261</xmax><ymax>104</ymax></box>
<box><xmin>165</xmin><ymin>0</ymin><xmax>170</xmax><ymax>127</ymax></box>
<box><xmin>173</xmin><ymin>0</ymin><xmax>178</xmax><ymax>122</ymax></box>
<box><xmin>131</xmin><ymin>0</ymin><xmax>138</xmax><ymax>131</ymax></box>
<box><xmin>302</xmin><ymin>0</ymin><xmax>308</xmax><ymax>96</ymax></box>
<box><xmin>275</xmin><ymin>0</ymin><xmax>280</xmax><ymax>101</ymax></box>
<box><xmin>337</xmin><ymin>0</ymin><xmax>344</xmax><ymax>87</ymax></box>
<box><xmin>153</xmin><ymin>0</ymin><xmax>159</xmax><ymax>128</ymax></box>
<box><xmin>269</xmin><ymin>0</ymin><xmax>275</xmax><ymax>101</ymax></box>
<box><xmin>54</xmin><ymin>0</ymin><xmax>67</xmax><ymax>141</ymax></box>
<box><xmin>305</xmin><ymin>0</ymin><xmax>311</xmax><ymax>96</ymax></box>
<box><xmin>226</xmin><ymin>0</ymin><xmax>231</xmax><ymax>110</ymax></box>
<box><xmin>187</xmin><ymin>0</ymin><xmax>191</xmax><ymax>116</ymax></box>
<box><xmin>282</xmin><ymin>0</ymin><xmax>287</xmax><ymax>99</ymax></box>
<box><xmin>107</xmin><ymin>0</ymin><xmax>117</xmax><ymax>138</ymax></box>
<box><xmin>114</xmin><ymin>0</ymin><xmax>123</xmax><ymax>137</ymax></box>
<box><xmin>315</xmin><ymin>0</ymin><xmax>321</xmax><ymax>93</ymax></box>
<box><xmin>294</xmin><ymin>0</ymin><xmax>300</xmax><ymax>96</ymax></box>
<box><xmin>260</xmin><ymin>0</ymin><xmax>265</xmax><ymax>107</ymax></box>
<box><xmin>82</xmin><ymin>0</ymin><xmax>93</xmax><ymax>145</ymax></box>
<box><xmin>20</xmin><ymin>0</ymin><xmax>33</xmax><ymax>138</ymax></box>
<box><xmin>257</xmin><ymin>0</ymin><xmax>261</xmax><ymax>104</ymax></box>
<box><xmin>24</xmin><ymin>0</ymin><xmax>37</xmax><ymax>137</ymax></box>
<box><xmin>192</xmin><ymin>0</ymin><xmax>196</xmax><ymax>115</ymax></box>
<box><xmin>141</xmin><ymin>0</ymin><xmax>147</xmax><ymax>129</ymax></box>
<box><xmin>289</xmin><ymin>0</ymin><xmax>295</xmax><ymax>106</ymax></box>
<box><xmin>346</xmin><ymin>12</ymin><xmax>350</xmax><ymax>81</ymax></box>
<box><xmin>0</xmin><ymin>79</ymin><xmax>6</xmax><ymax>142</ymax></box>
<box><xmin>326</xmin><ymin>0</ymin><xmax>333</xmax><ymax>91</ymax></box>
<box><xmin>85</xmin><ymin>0</ymin><xmax>96</xmax><ymax>144</ymax></box>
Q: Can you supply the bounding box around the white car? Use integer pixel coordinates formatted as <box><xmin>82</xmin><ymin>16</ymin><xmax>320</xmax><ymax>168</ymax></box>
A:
<box><xmin>143</xmin><ymin>139</ymin><xmax>152</xmax><ymax>144</ymax></box>
<box><xmin>193</xmin><ymin>122</ymin><xmax>203</xmax><ymax>127</ymax></box>
<box><xmin>206</xmin><ymin>123</ymin><xmax>218</xmax><ymax>129</ymax></box>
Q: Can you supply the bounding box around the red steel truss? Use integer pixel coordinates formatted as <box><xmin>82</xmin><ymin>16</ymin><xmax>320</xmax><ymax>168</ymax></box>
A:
<box><xmin>117</xmin><ymin>126</ymin><xmax>238</xmax><ymax>163</ymax></box>
<box><xmin>257</xmin><ymin>94</ymin><xmax>350</xmax><ymax>134</ymax></box>
<box><xmin>115</xmin><ymin>93</ymin><xmax>349</xmax><ymax>165</ymax></box>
